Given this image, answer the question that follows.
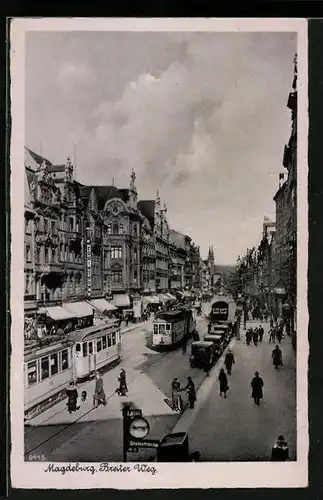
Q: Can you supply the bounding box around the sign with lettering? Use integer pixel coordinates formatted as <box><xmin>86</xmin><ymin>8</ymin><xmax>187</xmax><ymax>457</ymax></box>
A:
<box><xmin>86</xmin><ymin>239</ymin><xmax>91</xmax><ymax>295</ymax></box>
<box><xmin>129</xmin><ymin>439</ymin><xmax>160</xmax><ymax>449</ymax></box>
<box><xmin>127</xmin><ymin>408</ymin><xmax>142</xmax><ymax>418</ymax></box>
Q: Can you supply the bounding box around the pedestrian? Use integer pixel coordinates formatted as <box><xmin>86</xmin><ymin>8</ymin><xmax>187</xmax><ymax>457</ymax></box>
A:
<box><xmin>251</xmin><ymin>371</ymin><xmax>264</xmax><ymax>405</ymax></box>
<box><xmin>271</xmin><ymin>435</ymin><xmax>289</xmax><ymax>461</ymax></box>
<box><xmin>191</xmin><ymin>451</ymin><xmax>201</xmax><ymax>462</ymax></box>
<box><xmin>93</xmin><ymin>372</ymin><xmax>107</xmax><ymax>407</ymax></box>
<box><xmin>171</xmin><ymin>377</ymin><xmax>183</xmax><ymax>412</ymax></box>
<box><xmin>224</xmin><ymin>350</ymin><xmax>235</xmax><ymax>375</ymax></box>
<box><xmin>66</xmin><ymin>381</ymin><xmax>79</xmax><ymax>414</ymax></box>
<box><xmin>270</xmin><ymin>317</ymin><xmax>274</xmax><ymax>329</ymax></box>
<box><xmin>184</xmin><ymin>377</ymin><xmax>196</xmax><ymax>408</ymax></box>
<box><xmin>253</xmin><ymin>328</ymin><xmax>259</xmax><ymax>346</ymax></box>
<box><xmin>276</xmin><ymin>327</ymin><xmax>283</xmax><ymax>344</ymax></box>
<box><xmin>218</xmin><ymin>368</ymin><xmax>229</xmax><ymax>398</ymax></box>
<box><xmin>272</xmin><ymin>345</ymin><xmax>283</xmax><ymax>369</ymax></box>
<box><xmin>117</xmin><ymin>368</ymin><xmax>128</xmax><ymax>396</ymax></box>
<box><xmin>246</xmin><ymin>329</ymin><xmax>252</xmax><ymax>346</ymax></box>
<box><xmin>258</xmin><ymin>325</ymin><xmax>264</xmax><ymax>342</ymax></box>
<box><xmin>269</xmin><ymin>328</ymin><xmax>276</xmax><ymax>343</ymax></box>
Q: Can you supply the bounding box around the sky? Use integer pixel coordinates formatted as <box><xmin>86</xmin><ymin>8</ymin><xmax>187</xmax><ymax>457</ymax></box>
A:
<box><xmin>25</xmin><ymin>30</ymin><xmax>296</xmax><ymax>264</ymax></box>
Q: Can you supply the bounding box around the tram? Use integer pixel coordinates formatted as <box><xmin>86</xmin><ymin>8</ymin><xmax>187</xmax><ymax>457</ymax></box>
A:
<box><xmin>152</xmin><ymin>307</ymin><xmax>196</xmax><ymax>348</ymax></box>
<box><xmin>24</xmin><ymin>320</ymin><xmax>121</xmax><ymax>419</ymax></box>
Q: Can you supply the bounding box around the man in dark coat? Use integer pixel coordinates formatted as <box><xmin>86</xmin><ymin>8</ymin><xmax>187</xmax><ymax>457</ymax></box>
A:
<box><xmin>184</xmin><ymin>377</ymin><xmax>196</xmax><ymax>408</ymax></box>
<box><xmin>253</xmin><ymin>328</ymin><xmax>259</xmax><ymax>346</ymax></box>
<box><xmin>218</xmin><ymin>368</ymin><xmax>229</xmax><ymax>398</ymax></box>
<box><xmin>272</xmin><ymin>345</ymin><xmax>283</xmax><ymax>369</ymax></box>
<box><xmin>94</xmin><ymin>372</ymin><xmax>107</xmax><ymax>407</ymax></box>
<box><xmin>258</xmin><ymin>325</ymin><xmax>264</xmax><ymax>342</ymax></box>
<box><xmin>224</xmin><ymin>350</ymin><xmax>235</xmax><ymax>375</ymax></box>
<box><xmin>271</xmin><ymin>435</ymin><xmax>289</xmax><ymax>461</ymax></box>
<box><xmin>118</xmin><ymin>369</ymin><xmax>128</xmax><ymax>396</ymax></box>
<box><xmin>251</xmin><ymin>371</ymin><xmax>264</xmax><ymax>405</ymax></box>
<box><xmin>66</xmin><ymin>381</ymin><xmax>79</xmax><ymax>413</ymax></box>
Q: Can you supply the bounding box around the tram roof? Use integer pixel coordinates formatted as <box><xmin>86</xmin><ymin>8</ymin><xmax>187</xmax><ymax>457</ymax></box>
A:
<box><xmin>66</xmin><ymin>320</ymin><xmax>119</xmax><ymax>342</ymax></box>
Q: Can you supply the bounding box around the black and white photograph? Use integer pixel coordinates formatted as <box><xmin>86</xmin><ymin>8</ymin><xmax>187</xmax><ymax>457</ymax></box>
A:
<box><xmin>10</xmin><ymin>18</ymin><xmax>308</xmax><ymax>489</ymax></box>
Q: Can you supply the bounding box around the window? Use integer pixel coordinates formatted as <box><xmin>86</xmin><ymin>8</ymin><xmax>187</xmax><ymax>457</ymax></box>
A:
<box><xmin>112</xmin><ymin>223</ymin><xmax>119</xmax><ymax>235</ymax></box>
<box><xmin>27</xmin><ymin>361</ymin><xmax>37</xmax><ymax>386</ymax></box>
<box><xmin>111</xmin><ymin>270</ymin><xmax>123</xmax><ymax>284</ymax></box>
<box><xmin>119</xmin><ymin>223</ymin><xmax>123</xmax><ymax>234</ymax></box>
<box><xmin>107</xmin><ymin>334</ymin><xmax>112</xmax><ymax>347</ymax></box>
<box><xmin>97</xmin><ymin>339</ymin><xmax>102</xmax><ymax>352</ymax></box>
<box><xmin>44</xmin><ymin>219</ymin><xmax>48</xmax><ymax>233</ymax></box>
<box><xmin>154</xmin><ymin>324</ymin><xmax>158</xmax><ymax>335</ymax></box>
<box><xmin>69</xmin><ymin>217</ymin><xmax>74</xmax><ymax>232</ymax></box>
<box><xmin>61</xmin><ymin>349</ymin><xmax>69</xmax><ymax>370</ymax></box>
<box><xmin>50</xmin><ymin>353</ymin><xmax>58</xmax><ymax>376</ymax></box>
<box><xmin>107</xmin><ymin>224</ymin><xmax>112</xmax><ymax>234</ymax></box>
<box><xmin>111</xmin><ymin>246</ymin><xmax>122</xmax><ymax>259</ymax></box>
<box><xmin>25</xmin><ymin>245</ymin><xmax>31</xmax><ymax>263</ymax></box>
<box><xmin>51</xmin><ymin>220</ymin><xmax>56</xmax><ymax>235</ymax></box>
<box><xmin>111</xmin><ymin>332</ymin><xmax>116</xmax><ymax>345</ymax></box>
<box><xmin>36</xmin><ymin>246</ymin><xmax>40</xmax><ymax>264</ymax></box>
<box><xmin>44</xmin><ymin>247</ymin><xmax>49</xmax><ymax>264</ymax></box>
<box><xmin>76</xmin><ymin>343</ymin><xmax>81</xmax><ymax>353</ymax></box>
<box><xmin>82</xmin><ymin>343</ymin><xmax>88</xmax><ymax>357</ymax></box>
<box><xmin>102</xmin><ymin>335</ymin><xmax>107</xmax><ymax>349</ymax></box>
<box><xmin>25</xmin><ymin>218</ymin><xmax>31</xmax><ymax>235</ymax></box>
<box><xmin>41</xmin><ymin>357</ymin><xmax>50</xmax><ymax>380</ymax></box>
<box><xmin>25</xmin><ymin>273</ymin><xmax>30</xmax><ymax>294</ymax></box>
<box><xmin>88</xmin><ymin>342</ymin><xmax>93</xmax><ymax>354</ymax></box>
<box><xmin>159</xmin><ymin>324</ymin><xmax>166</xmax><ymax>334</ymax></box>
<box><xmin>133</xmin><ymin>224</ymin><xmax>138</xmax><ymax>236</ymax></box>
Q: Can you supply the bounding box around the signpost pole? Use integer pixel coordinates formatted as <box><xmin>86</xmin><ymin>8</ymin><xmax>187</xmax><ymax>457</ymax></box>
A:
<box><xmin>122</xmin><ymin>404</ymin><xmax>130</xmax><ymax>462</ymax></box>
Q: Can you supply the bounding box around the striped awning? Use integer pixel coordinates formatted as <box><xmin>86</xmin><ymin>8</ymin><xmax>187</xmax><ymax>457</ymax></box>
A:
<box><xmin>38</xmin><ymin>306</ymin><xmax>74</xmax><ymax>321</ymax></box>
<box><xmin>63</xmin><ymin>301</ymin><xmax>94</xmax><ymax>318</ymax></box>
<box><xmin>87</xmin><ymin>299</ymin><xmax>117</xmax><ymax>313</ymax></box>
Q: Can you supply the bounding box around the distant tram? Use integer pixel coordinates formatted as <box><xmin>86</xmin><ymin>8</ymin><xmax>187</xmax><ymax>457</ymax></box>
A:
<box><xmin>152</xmin><ymin>308</ymin><xmax>196</xmax><ymax>348</ymax></box>
<box><xmin>24</xmin><ymin>320</ymin><xmax>121</xmax><ymax>420</ymax></box>
<box><xmin>210</xmin><ymin>300</ymin><xmax>230</xmax><ymax>323</ymax></box>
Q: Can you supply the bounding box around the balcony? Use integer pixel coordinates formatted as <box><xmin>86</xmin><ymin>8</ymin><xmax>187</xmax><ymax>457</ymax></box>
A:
<box><xmin>35</xmin><ymin>262</ymin><xmax>64</xmax><ymax>274</ymax></box>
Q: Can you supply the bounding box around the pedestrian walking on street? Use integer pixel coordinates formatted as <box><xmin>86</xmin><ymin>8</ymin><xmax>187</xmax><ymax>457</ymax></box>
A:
<box><xmin>184</xmin><ymin>377</ymin><xmax>196</xmax><ymax>408</ymax></box>
<box><xmin>258</xmin><ymin>325</ymin><xmax>264</xmax><ymax>342</ymax></box>
<box><xmin>251</xmin><ymin>371</ymin><xmax>264</xmax><ymax>405</ymax></box>
<box><xmin>218</xmin><ymin>368</ymin><xmax>229</xmax><ymax>398</ymax></box>
<box><xmin>246</xmin><ymin>329</ymin><xmax>252</xmax><ymax>346</ymax></box>
<box><xmin>270</xmin><ymin>317</ymin><xmax>274</xmax><ymax>329</ymax></box>
<box><xmin>117</xmin><ymin>368</ymin><xmax>128</xmax><ymax>396</ymax></box>
<box><xmin>272</xmin><ymin>345</ymin><xmax>283</xmax><ymax>369</ymax></box>
<box><xmin>171</xmin><ymin>377</ymin><xmax>183</xmax><ymax>412</ymax></box>
<box><xmin>93</xmin><ymin>372</ymin><xmax>107</xmax><ymax>407</ymax></box>
<box><xmin>253</xmin><ymin>328</ymin><xmax>259</xmax><ymax>346</ymax></box>
<box><xmin>271</xmin><ymin>435</ymin><xmax>289</xmax><ymax>461</ymax></box>
<box><xmin>269</xmin><ymin>328</ymin><xmax>276</xmax><ymax>343</ymax></box>
<box><xmin>66</xmin><ymin>381</ymin><xmax>79</xmax><ymax>414</ymax></box>
<box><xmin>224</xmin><ymin>350</ymin><xmax>235</xmax><ymax>375</ymax></box>
<box><xmin>276</xmin><ymin>328</ymin><xmax>283</xmax><ymax>344</ymax></box>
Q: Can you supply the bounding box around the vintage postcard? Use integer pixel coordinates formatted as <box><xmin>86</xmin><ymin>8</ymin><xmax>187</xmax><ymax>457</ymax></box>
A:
<box><xmin>10</xmin><ymin>18</ymin><xmax>308</xmax><ymax>489</ymax></box>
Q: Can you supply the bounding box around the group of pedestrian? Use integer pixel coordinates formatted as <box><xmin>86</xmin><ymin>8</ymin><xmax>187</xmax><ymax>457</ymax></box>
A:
<box><xmin>245</xmin><ymin>325</ymin><xmax>264</xmax><ymax>346</ymax></box>
<box><xmin>171</xmin><ymin>376</ymin><xmax>196</xmax><ymax>411</ymax></box>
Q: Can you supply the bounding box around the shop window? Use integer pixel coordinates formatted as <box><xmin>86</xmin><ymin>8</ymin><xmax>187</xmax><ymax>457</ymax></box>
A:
<box><xmin>27</xmin><ymin>361</ymin><xmax>37</xmax><ymax>386</ymax></box>
<box><xmin>89</xmin><ymin>342</ymin><xmax>93</xmax><ymax>354</ymax></box>
<box><xmin>102</xmin><ymin>335</ymin><xmax>107</xmax><ymax>349</ymax></box>
<box><xmin>83</xmin><ymin>343</ymin><xmax>88</xmax><ymax>357</ymax></box>
<box><xmin>41</xmin><ymin>357</ymin><xmax>50</xmax><ymax>380</ymax></box>
<box><xmin>61</xmin><ymin>349</ymin><xmax>69</xmax><ymax>370</ymax></box>
<box><xmin>50</xmin><ymin>353</ymin><xmax>58</xmax><ymax>376</ymax></box>
<box><xmin>107</xmin><ymin>334</ymin><xmax>112</xmax><ymax>347</ymax></box>
<box><xmin>97</xmin><ymin>339</ymin><xmax>102</xmax><ymax>352</ymax></box>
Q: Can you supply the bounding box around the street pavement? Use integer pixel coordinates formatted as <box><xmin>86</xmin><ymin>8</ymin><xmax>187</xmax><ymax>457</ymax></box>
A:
<box><xmin>177</xmin><ymin>320</ymin><xmax>296</xmax><ymax>461</ymax></box>
<box><xmin>24</xmin><ymin>301</ymin><xmax>213</xmax><ymax>462</ymax></box>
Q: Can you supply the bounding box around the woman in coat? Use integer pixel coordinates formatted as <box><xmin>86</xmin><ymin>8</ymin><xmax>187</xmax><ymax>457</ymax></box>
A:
<box><xmin>224</xmin><ymin>350</ymin><xmax>235</xmax><ymax>375</ymax></box>
<box><xmin>66</xmin><ymin>381</ymin><xmax>79</xmax><ymax>414</ymax></box>
<box><xmin>272</xmin><ymin>345</ymin><xmax>283</xmax><ymax>369</ymax></box>
<box><xmin>93</xmin><ymin>372</ymin><xmax>107</xmax><ymax>407</ymax></box>
<box><xmin>218</xmin><ymin>368</ymin><xmax>229</xmax><ymax>398</ymax></box>
<box><xmin>251</xmin><ymin>371</ymin><xmax>264</xmax><ymax>405</ymax></box>
<box><xmin>118</xmin><ymin>369</ymin><xmax>128</xmax><ymax>396</ymax></box>
<box><xmin>184</xmin><ymin>377</ymin><xmax>196</xmax><ymax>408</ymax></box>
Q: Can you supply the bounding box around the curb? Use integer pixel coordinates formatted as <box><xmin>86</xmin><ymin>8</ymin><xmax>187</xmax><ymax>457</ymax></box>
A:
<box><xmin>170</xmin><ymin>338</ymin><xmax>237</xmax><ymax>436</ymax></box>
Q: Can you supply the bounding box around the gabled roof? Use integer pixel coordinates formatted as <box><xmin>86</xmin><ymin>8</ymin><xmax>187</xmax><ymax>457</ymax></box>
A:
<box><xmin>25</xmin><ymin>146</ymin><xmax>52</xmax><ymax>166</ymax></box>
<box><xmin>94</xmin><ymin>186</ymin><xmax>123</xmax><ymax>210</ymax></box>
<box><xmin>138</xmin><ymin>200</ymin><xmax>155</xmax><ymax>226</ymax></box>
<box><xmin>118</xmin><ymin>188</ymin><xmax>130</xmax><ymax>203</ymax></box>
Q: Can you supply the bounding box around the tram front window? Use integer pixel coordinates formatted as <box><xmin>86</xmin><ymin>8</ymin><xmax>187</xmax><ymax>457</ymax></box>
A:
<box><xmin>154</xmin><ymin>325</ymin><xmax>158</xmax><ymax>334</ymax></box>
<box><xmin>83</xmin><ymin>343</ymin><xmax>88</xmax><ymax>357</ymax></box>
<box><xmin>27</xmin><ymin>361</ymin><xmax>37</xmax><ymax>386</ymax></box>
<box><xmin>159</xmin><ymin>324</ymin><xmax>166</xmax><ymax>334</ymax></box>
<box><xmin>50</xmin><ymin>353</ymin><xmax>58</xmax><ymax>376</ymax></box>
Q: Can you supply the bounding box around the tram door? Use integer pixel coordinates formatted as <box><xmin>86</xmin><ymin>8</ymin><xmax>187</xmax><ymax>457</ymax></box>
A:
<box><xmin>88</xmin><ymin>341</ymin><xmax>96</xmax><ymax>373</ymax></box>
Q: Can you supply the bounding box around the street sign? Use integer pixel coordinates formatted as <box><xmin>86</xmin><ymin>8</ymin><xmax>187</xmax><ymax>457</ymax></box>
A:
<box><xmin>129</xmin><ymin>439</ymin><xmax>160</xmax><ymax>449</ymax></box>
<box><xmin>129</xmin><ymin>417</ymin><xmax>150</xmax><ymax>439</ymax></box>
<box><xmin>127</xmin><ymin>409</ymin><xmax>142</xmax><ymax>418</ymax></box>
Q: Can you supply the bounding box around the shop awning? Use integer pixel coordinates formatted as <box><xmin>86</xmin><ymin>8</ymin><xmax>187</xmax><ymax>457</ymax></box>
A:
<box><xmin>142</xmin><ymin>295</ymin><xmax>160</xmax><ymax>306</ymax></box>
<box><xmin>111</xmin><ymin>294</ymin><xmax>130</xmax><ymax>308</ymax></box>
<box><xmin>38</xmin><ymin>306</ymin><xmax>74</xmax><ymax>321</ymax></box>
<box><xmin>183</xmin><ymin>291</ymin><xmax>192</xmax><ymax>298</ymax></box>
<box><xmin>165</xmin><ymin>293</ymin><xmax>176</xmax><ymax>300</ymax></box>
<box><xmin>87</xmin><ymin>299</ymin><xmax>117</xmax><ymax>313</ymax></box>
<box><xmin>158</xmin><ymin>293</ymin><xmax>171</xmax><ymax>303</ymax></box>
<box><xmin>63</xmin><ymin>301</ymin><xmax>94</xmax><ymax>318</ymax></box>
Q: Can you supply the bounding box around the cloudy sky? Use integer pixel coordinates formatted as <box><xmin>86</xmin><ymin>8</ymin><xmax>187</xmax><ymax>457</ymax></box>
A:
<box><xmin>25</xmin><ymin>30</ymin><xmax>296</xmax><ymax>264</ymax></box>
